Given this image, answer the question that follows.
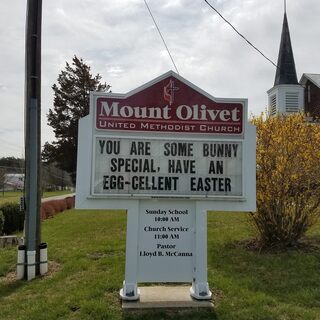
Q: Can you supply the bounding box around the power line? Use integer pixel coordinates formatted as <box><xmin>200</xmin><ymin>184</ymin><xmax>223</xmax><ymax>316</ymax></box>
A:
<box><xmin>143</xmin><ymin>0</ymin><xmax>180</xmax><ymax>74</ymax></box>
<box><xmin>204</xmin><ymin>0</ymin><xmax>278</xmax><ymax>69</ymax></box>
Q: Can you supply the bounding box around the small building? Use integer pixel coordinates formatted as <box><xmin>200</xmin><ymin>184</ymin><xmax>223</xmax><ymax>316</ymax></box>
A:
<box><xmin>4</xmin><ymin>173</ymin><xmax>24</xmax><ymax>190</ymax></box>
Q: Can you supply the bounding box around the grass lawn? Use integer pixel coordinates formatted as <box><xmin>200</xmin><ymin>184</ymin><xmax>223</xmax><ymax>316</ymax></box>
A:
<box><xmin>0</xmin><ymin>210</ymin><xmax>319</xmax><ymax>320</ymax></box>
<box><xmin>0</xmin><ymin>190</ymin><xmax>73</xmax><ymax>206</ymax></box>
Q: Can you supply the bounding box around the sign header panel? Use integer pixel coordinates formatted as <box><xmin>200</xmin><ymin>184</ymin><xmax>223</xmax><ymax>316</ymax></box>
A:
<box><xmin>95</xmin><ymin>75</ymin><xmax>244</xmax><ymax>135</ymax></box>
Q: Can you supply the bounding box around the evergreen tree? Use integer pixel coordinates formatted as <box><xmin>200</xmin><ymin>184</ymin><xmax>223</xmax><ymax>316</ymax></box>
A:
<box><xmin>42</xmin><ymin>56</ymin><xmax>110</xmax><ymax>183</ymax></box>
<box><xmin>0</xmin><ymin>157</ymin><xmax>24</xmax><ymax>171</ymax></box>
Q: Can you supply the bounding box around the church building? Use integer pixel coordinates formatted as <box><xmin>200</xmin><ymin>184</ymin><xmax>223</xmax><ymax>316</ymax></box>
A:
<box><xmin>267</xmin><ymin>5</ymin><xmax>320</xmax><ymax>120</ymax></box>
<box><xmin>299</xmin><ymin>73</ymin><xmax>320</xmax><ymax>120</ymax></box>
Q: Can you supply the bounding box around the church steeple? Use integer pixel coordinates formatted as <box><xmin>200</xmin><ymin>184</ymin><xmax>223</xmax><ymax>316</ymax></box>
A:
<box><xmin>267</xmin><ymin>3</ymin><xmax>304</xmax><ymax>116</ymax></box>
<box><xmin>274</xmin><ymin>12</ymin><xmax>298</xmax><ymax>85</ymax></box>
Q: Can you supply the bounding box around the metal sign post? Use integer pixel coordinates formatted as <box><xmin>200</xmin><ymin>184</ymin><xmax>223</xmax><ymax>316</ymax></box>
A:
<box><xmin>22</xmin><ymin>0</ymin><xmax>43</xmax><ymax>280</ymax></box>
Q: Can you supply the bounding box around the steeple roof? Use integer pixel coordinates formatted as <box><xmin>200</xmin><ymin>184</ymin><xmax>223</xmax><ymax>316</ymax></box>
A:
<box><xmin>274</xmin><ymin>13</ymin><xmax>298</xmax><ymax>86</ymax></box>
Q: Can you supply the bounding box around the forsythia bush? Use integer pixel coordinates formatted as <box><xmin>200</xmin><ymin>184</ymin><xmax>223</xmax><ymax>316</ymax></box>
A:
<box><xmin>251</xmin><ymin>113</ymin><xmax>320</xmax><ymax>247</ymax></box>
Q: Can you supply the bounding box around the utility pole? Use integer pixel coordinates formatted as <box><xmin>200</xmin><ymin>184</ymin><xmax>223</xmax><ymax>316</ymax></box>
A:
<box><xmin>23</xmin><ymin>0</ymin><xmax>43</xmax><ymax>280</ymax></box>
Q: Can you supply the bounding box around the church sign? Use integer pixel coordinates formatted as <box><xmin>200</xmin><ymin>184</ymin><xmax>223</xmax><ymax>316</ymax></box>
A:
<box><xmin>95</xmin><ymin>78</ymin><xmax>244</xmax><ymax>134</ymax></box>
<box><xmin>76</xmin><ymin>71</ymin><xmax>256</xmax><ymax>301</ymax></box>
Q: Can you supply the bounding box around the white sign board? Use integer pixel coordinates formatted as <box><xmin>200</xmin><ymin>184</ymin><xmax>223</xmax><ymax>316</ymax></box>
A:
<box><xmin>75</xmin><ymin>71</ymin><xmax>256</xmax><ymax>301</ymax></box>
<box><xmin>137</xmin><ymin>201</ymin><xmax>195</xmax><ymax>282</ymax></box>
<box><xmin>93</xmin><ymin>136</ymin><xmax>243</xmax><ymax>198</ymax></box>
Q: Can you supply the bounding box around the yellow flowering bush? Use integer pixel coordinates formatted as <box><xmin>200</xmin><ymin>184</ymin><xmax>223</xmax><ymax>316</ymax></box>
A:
<box><xmin>251</xmin><ymin>113</ymin><xmax>320</xmax><ymax>247</ymax></box>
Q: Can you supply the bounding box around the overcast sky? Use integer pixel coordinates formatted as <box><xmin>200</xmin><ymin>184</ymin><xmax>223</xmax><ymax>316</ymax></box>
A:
<box><xmin>0</xmin><ymin>0</ymin><xmax>319</xmax><ymax>158</ymax></box>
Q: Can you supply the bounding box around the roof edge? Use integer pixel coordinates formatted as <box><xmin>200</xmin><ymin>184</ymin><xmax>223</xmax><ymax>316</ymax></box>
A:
<box><xmin>299</xmin><ymin>73</ymin><xmax>320</xmax><ymax>88</ymax></box>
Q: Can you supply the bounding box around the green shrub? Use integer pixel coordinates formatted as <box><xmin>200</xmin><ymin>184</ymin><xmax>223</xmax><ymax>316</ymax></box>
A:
<box><xmin>0</xmin><ymin>203</ymin><xmax>24</xmax><ymax>235</ymax></box>
<box><xmin>0</xmin><ymin>210</ymin><xmax>4</xmax><ymax>236</ymax></box>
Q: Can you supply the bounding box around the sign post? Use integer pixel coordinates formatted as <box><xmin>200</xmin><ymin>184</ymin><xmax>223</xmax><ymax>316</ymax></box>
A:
<box><xmin>76</xmin><ymin>71</ymin><xmax>256</xmax><ymax>301</ymax></box>
<box><xmin>23</xmin><ymin>0</ymin><xmax>44</xmax><ymax>280</ymax></box>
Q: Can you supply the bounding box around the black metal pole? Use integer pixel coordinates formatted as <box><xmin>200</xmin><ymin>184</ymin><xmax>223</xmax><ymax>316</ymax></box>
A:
<box><xmin>24</xmin><ymin>0</ymin><xmax>42</xmax><ymax>279</ymax></box>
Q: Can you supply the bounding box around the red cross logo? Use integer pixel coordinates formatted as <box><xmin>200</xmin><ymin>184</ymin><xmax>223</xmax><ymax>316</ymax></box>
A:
<box><xmin>164</xmin><ymin>79</ymin><xmax>179</xmax><ymax>106</ymax></box>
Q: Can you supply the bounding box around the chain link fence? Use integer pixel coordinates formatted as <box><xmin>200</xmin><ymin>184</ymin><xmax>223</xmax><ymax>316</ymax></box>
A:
<box><xmin>0</xmin><ymin>163</ymin><xmax>73</xmax><ymax>193</ymax></box>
